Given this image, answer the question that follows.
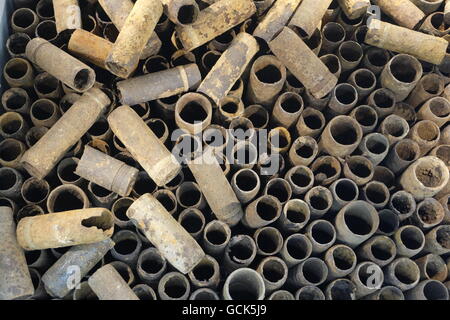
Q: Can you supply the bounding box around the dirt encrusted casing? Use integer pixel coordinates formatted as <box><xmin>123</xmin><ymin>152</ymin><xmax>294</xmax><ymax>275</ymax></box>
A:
<box><xmin>0</xmin><ymin>206</ymin><xmax>34</xmax><ymax>300</ymax></box>
<box><xmin>197</xmin><ymin>32</ymin><xmax>259</xmax><ymax>106</ymax></box>
<box><xmin>53</xmin><ymin>0</ymin><xmax>82</xmax><ymax>33</ymax></box>
<box><xmin>108</xmin><ymin>106</ymin><xmax>181</xmax><ymax>187</ymax></box>
<box><xmin>41</xmin><ymin>238</ymin><xmax>114</xmax><ymax>298</ymax></box>
<box><xmin>26</xmin><ymin>38</ymin><xmax>96</xmax><ymax>92</ymax></box>
<box><xmin>68</xmin><ymin>29</ymin><xmax>113</xmax><ymax>70</ymax></box>
<box><xmin>88</xmin><ymin>264</ymin><xmax>139</xmax><ymax>300</ymax></box>
<box><xmin>98</xmin><ymin>0</ymin><xmax>162</xmax><ymax>60</ymax></box>
<box><xmin>176</xmin><ymin>0</ymin><xmax>256</xmax><ymax>52</ymax></box>
<box><xmin>16</xmin><ymin>208</ymin><xmax>115</xmax><ymax>250</ymax></box>
<box><xmin>127</xmin><ymin>193</ymin><xmax>205</xmax><ymax>274</ymax></box>
<box><xmin>105</xmin><ymin>0</ymin><xmax>163</xmax><ymax>78</ymax></box>
<box><xmin>75</xmin><ymin>145</ymin><xmax>139</xmax><ymax>197</ymax></box>
<box><xmin>365</xmin><ymin>20</ymin><xmax>448</xmax><ymax>65</ymax></box>
<box><xmin>188</xmin><ymin>148</ymin><xmax>244</xmax><ymax>226</ymax></box>
<box><xmin>269</xmin><ymin>27</ymin><xmax>338</xmax><ymax>99</ymax></box>
<box><xmin>20</xmin><ymin>88</ymin><xmax>110</xmax><ymax>179</ymax></box>
<box><xmin>117</xmin><ymin>64</ymin><xmax>201</xmax><ymax>105</ymax></box>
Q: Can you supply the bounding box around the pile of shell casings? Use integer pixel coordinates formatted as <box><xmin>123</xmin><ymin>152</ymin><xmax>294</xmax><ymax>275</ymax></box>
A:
<box><xmin>1</xmin><ymin>0</ymin><xmax>450</xmax><ymax>301</ymax></box>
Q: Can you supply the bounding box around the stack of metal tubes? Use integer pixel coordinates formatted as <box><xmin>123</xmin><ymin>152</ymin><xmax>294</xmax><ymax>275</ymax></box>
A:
<box><xmin>1</xmin><ymin>0</ymin><xmax>450</xmax><ymax>300</ymax></box>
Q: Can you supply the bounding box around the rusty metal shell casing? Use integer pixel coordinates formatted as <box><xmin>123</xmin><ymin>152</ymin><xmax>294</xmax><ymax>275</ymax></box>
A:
<box><xmin>175</xmin><ymin>93</ymin><xmax>212</xmax><ymax>134</ymax></box>
<box><xmin>0</xmin><ymin>206</ymin><xmax>34</xmax><ymax>300</ymax></box>
<box><xmin>75</xmin><ymin>145</ymin><xmax>138</xmax><ymax>197</ymax></box>
<box><xmin>176</xmin><ymin>0</ymin><xmax>256</xmax><ymax>52</ymax></box>
<box><xmin>108</xmin><ymin>106</ymin><xmax>181</xmax><ymax>187</ymax></box>
<box><xmin>26</xmin><ymin>38</ymin><xmax>96</xmax><ymax>92</ymax></box>
<box><xmin>188</xmin><ymin>148</ymin><xmax>244</xmax><ymax>226</ymax></box>
<box><xmin>318</xmin><ymin>115</ymin><xmax>363</xmax><ymax>158</ymax></box>
<box><xmin>365</xmin><ymin>20</ymin><xmax>448</xmax><ymax>65</ymax></box>
<box><xmin>269</xmin><ymin>27</ymin><xmax>338</xmax><ymax>99</ymax></box>
<box><xmin>160</xmin><ymin>0</ymin><xmax>200</xmax><ymax>26</ymax></box>
<box><xmin>337</xmin><ymin>0</ymin><xmax>370</xmax><ymax>19</ymax></box>
<box><xmin>408</xmin><ymin>120</ymin><xmax>441</xmax><ymax>156</ymax></box>
<box><xmin>16</xmin><ymin>207</ymin><xmax>114</xmax><ymax>250</ymax></box>
<box><xmin>198</xmin><ymin>32</ymin><xmax>259</xmax><ymax>105</ymax></box>
<box><xmin>127</xmin><ymin>193</ymin><xmax>205</xmax><ymax>274</ymax></box>
<box><xmin>11</xmin><ymin>8</ymin><xmax>39</xmax><ymax>36</ymax></box>
<box><xmin>410</xmin><ymin>0</ymin><xmax>444</xmax><ymax>14</ymax></box>
<box><xmin>41</xmin><ymin>238</ymin><xmax>114</xmax><ymax>298</ymax></box>
<box><xmin>3</xmin><ymin>57</ymin><xmax>34</xmax><ymax>88</ymax></box>
<box><xmin>406</xmin><ymin>74</ymin><xmax>444</xmax><ymax>108</ymax></box>
<box><xmin>400</xmin><ymin>156</ymin><xmax>449</xmax><ymax>201</ymax></box>
<box><xmin>252</xmin><ymin>0</ymin><xmax>302</xmax><ymax>43</ymax></box>
<box><xmin>53</xmin><ymin>0</ymin><xmax>82</xmax><ymax>33</ymax></box>
<box><xmin>417</xmin><ymin>97</ymin><xmax>450</xmax><ymax>128</ymax></box>
<box><xmin>68</xmin><ymin>29</ymin><xmax>113</xmax><ymax>70</ymax></box>
<box><xmin>118</xmin><ymin>64</ymin><xmax>201</xmax><ymax>106</ymax></box>
<box><xmin>376</xmin><ymin>0</ymin><xmax>425</xmax><ymax>29</ymax></box>
<box><xmin>88</xmin><ymin>264</ymin><xmax>139</xmax><ymax>300</ymax></box>
<box><xmin>289</xmin><ymin>0</ymin><xmax>333</xmax><ymax>38</ymax></box>
<box><xmin>105</xmin><ymin>0</ymin><xmax>163</xmax><ymax>78</ymax></box>
<box><xmin>246</xmin><ymin>55</ymin><xmax>286</xmax><ymax>107</ymax></box>
<box><xmin>20</xmin><ymin>88</ymin><xmax>109</xmax><ymax>179</ymax></box>
<box><xmin>380</xmin><ymin>54</ymin><xmax>423</xmax><ymax>102</ymax></box>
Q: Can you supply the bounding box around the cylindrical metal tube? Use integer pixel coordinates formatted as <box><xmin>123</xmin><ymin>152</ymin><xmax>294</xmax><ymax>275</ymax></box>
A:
<box><xmin>280</xmin><ymin>234</ymin><xmax>312</xmax><ymax>268</ymax></box>
<box><xmin>321</xmin><ymin>22</ymin><xmax>346</xmax><ymax>53</ymax></box>
<box><xmin>324</xmin><ymin>244</ymin><xmax>357</xmax><ymax>280</ymax></box>
<box><xmin>198</xmin><ymin>32</ymin><xmax>259</xmax><ymax>106</ymax></box>
<box><xmin>105</xmin><ymin>0</ymin><xmax>163</xmax><ymax>78</ymax></box>
<box><xmin>318</xmin><ymin>115</ymin><xmax>363</xmax><ymax>158</ymax></box>
<box><xmin>409</xmin><ymin>120</ymin><xmax>441</xmax><ymax>156</ymax></box>
<box><xmin>30</xmin><ymin>98</ymin><xmax>60</xmax><ymax>128</ymax></box>
<box><xmin>127</xmin><ymin>193</ymin><xmax>205</xmax><ymax>274</ymax></box>
<box><xmin>188</xmin><ymin>255</ymin><xmax>220</xmax><ymax>289</ymax></box>
<box><xmin>110</xmin><ymin>230</ymin><xmax>142</xmax><ymax>267</ymax></box>
<box><xmin>277</xmin><ymin>199</ymin><xmax>310</xmax><ymax>233</ymax></box>
<box><xmin>175</xmin><ymin>92</ymin><xmax>212</xmax><ymax>134</ymax></box>
<box><xmin>380</xmin><ymin>54</ymin><xmax>423</xmax><ymax>102</ymax></box>
<box><xmin>242</xmin><ymin>195</ymin><xmax>281</xmax><ymax>228</ymax></box>
<box><xmin>256</xmin><ymin>256</ymin><xmax>288</xmax><ymax>294</ymax></box>
<box><xmin>423</xmin><ymin>225</ymin><xmax>450</xmax><ymax>255</ymax></box>
<box><xmin>384</xmin><ymin>257</ymin><xmax>420</xmax><ymax>291</ymax></box>
<box><xmin>349</xmin><ymin>105</ymin><xmax>378</xmax><ymax>134</ymax></box>
<box><xmin>202</xmin><ymin>220</ymin><xmax>231</xmax><ymax>258</ymax></box>
<box><xmin>21</xmin><ymin>177</ymin><xmax>49</xmax><ymax>206</ymax></box>
<box><xmin>21</xmin><ymin>88</ymin><xmax>109</xmax><ymax>179</ymax></box>
<box><xmin>136</xmin><ymin>247</ymin><xmax>167</xmax><ymax>285</ymax></box>
<box><xmin>53</xmin><ymin>0</ymin><xmax>81</xmax><ymax>33</ymax></box>
<box><xmin>342</xmin><ymin>155</ymin><xmax>374</xmax><ymax>186</ymax></box>
<box><xmin>362</xmin><ymin>47</ymin><xmax>390</xmax><ymax>76</ymax></box>
<box><xmin>0</xmin><ymin>167</ymin><xmax>23</xmax><ymax>201</ymax></box>
<box><xmin>17</xmin><ymin>207</ymin><xmax>114</xmax><ymax>250</ymax></box>
<box><xmin>0</xmin><ymin>138</ymin><xmax>26</xmax><ymax>170</ymax></box>
<box><xmin>337</xmin><ymin>0</ymin><xmax>369</xmax><ymax>19</ymax></box>
<box><xmin>406</xmin><ymin>280</ymin><xmax>449</xmax><ymax>300</ymax></box>
<box><xmin>75</xmin><ymin>145</ymin><xmax>138</xmax><ymax>197</ymax></box>
<box><xmin>68</xmin><ymin>29</ymin><xmax>113</xmax><ymax>70</ymax></box>
<box><xmin>311</xmin><ymin>155</ymin><xmax>342</xmax><ymax>186</ymax></box>
<box><xmin>26</xmin><ymin>38</ymin><xmax>95</xmax><ymax>92</ymax></box>
<box><xmin>394</xmin><ymin>225</ymin><xmax>425</xmax><ymax>257</ymax></box>
<box><xmin>325</xmin><ymin>279</ymin><xmax>356</xmax><ymax>300</ymax></box>
<box><xmin>329</xmin><ymin>178</ymin><xmax>359</xmax><ymax>212</ymax></box>
<box><xmin>176</xmin><ymin>0</ymin><xmax>256</xmax><ymax>52</ymax></box>
<box><xmin>304</xmin><ymin>186</ymin><xmax>333</xmax><ymax>219</ymax></box>
<box><xmin>223</xmin><ymin>235</ymin><xmax>257</xmax><ymax>273</ymax></box>
<box><xmin>160</xmin><ymin>0</ymin><xmax>199</xmax><ymax>26</ymax></box>
<box><xmin>337</xmin><ymin>41</ymin><xmax>363</xmax><ymax>74</ymax></box>
<box><xmin>289</xmin><ymin>0</ymin><xmax>333</xmax><ymax>37</ymax></box>
<box><xmin>284</xmin><ymin>165</ymin><xmax>314</xmax><ymax>196</ymax></box>
<box><xmin>0</xmin><ymin>206</ymin><xmax>34</xmax><ymax>300</ymax></box>
<box><xmin>358</xmin><ymin>133</ymin><xmax>389</xmax><ymax>166</ymax></box>
<box><xmin>253</xmin><ymin>226</ymin><xmax>283</xmax><ymax>256</ymax></box>
<box><xmin>412</xmin><ymin>198</ymin><xmax>445</xmax><ymax>230</ymax></box>
<box><xmin>350</xmin><ymin>261</ymin><xmax>383</xmax><ymax>299</ymax></box>
<box><xmin>178</xmin><ymin>208</ymin><xmax>206</xmax><ymax>240</ymax></box>
<box><xmin>3</xmin><ymin>57</ymin><xmax>34</xmax><ymax>88</ymax></box>
<box><xmin>108</xmin><ymin>105</ymin><xmax>181</xmax><ymax>186</ymax></box>
<box><xmin>347</xmin><ymin>68</ymin><xmax>376</xmax><ymax>102</ymax></box>
<box><xmin>305</xmin><ymin>219</ymin><xmax>336</xmax><ymax>254</ymax></box>
<box><xmin>365</xmin><ymin>20</ymin><xmax>448</xmax><ymax>65</ymax></box>
<box><xmin>288</xmin><ymin>257</ymin><xmax>328</xmax><ymax>289</ymax></box>
<box><xmin>415</xmin><ymin>254</ymin><xmax>448</xmax><ymax>282</ymax></box>
<box><xmin>223</xmin><ymin>268</ymin><xmax>265</xmax><ymax>300</ymax></box>
<box><xmin>118</xmin><ymin>64</ymin><xmax>201</xmax><ymax>105</ymax></box>
<box><xmin>376</xmin><ymin>0</ymin><xmax>425</xmax><ymax>29</ymax></box>
<box><xmin>1</xmin><ymin>88</ymin><xmax>30</xmax><ymax>115</ymax></box>
<box><xmin>334</xmin><ymin>201</ymin><xmax>379</xmax><ymax>248</ymax></box>
<box><xmin>417</xmin><ymin>97</ymin><xmax>450</xmax><ymax>128</ymax></box>
<box><xmin>384</xmin><ymin>139</ymin><xmax>420</xmax><ymax>174</ymax></box>
<box><xmin>362</xmin><ymin>181</ymin><xmax>390</xmax><ymax>209</ymax></box>
<box><xmin>272</xmin><ymin>92</ymin><xmax>304</xmax><ymax>128</ymax></box>
<box><xmin>365</xmin><ymin>286</ymin><xmax>404</xmax><ymax>300</ymax></box>
<box><xmin>406</xmin><ymin>74</ymin><xmax>444</xmax><ymax>108</ymax></box>
<box><xmin>357</xmin><ymin>235</ymin><xmax>397</xmax><ymax>267</ymax></box>
<box><xmin>252</xmin><ymin>0</ymin><xmax>302</xmax><ymax>43</ymax></box>
<box><xmin>269</xmin><ymin>27</ymin><xmax>338</xmax><ymax>99</ymax></box>
<box><xmin>41</xmin><ymin>238</ymin><xmax>114</xmax><ymax>298</ymax></box>
<box><xmin>11</xmin><ymin>8</ymin><xmax>39</xmax><ymax>35</ymax></box>
<box><xmin>295</xmin><ymin>107</ymin><xmax>325</xmax><ymax>138</ymax></box>
<box><xmin>88</xmin><ymin>264</ymin><xmax>139</xmax><ymax>300</ymax></box>
<box><xmin>231</xmin><ymin>168</ymin><xmax>260</xmax><ymax>204</ymax></box>
<box><xmin>400</xmin><ymin>156</ymin><xmax>449</xmax><ymax>201</ymax></box>
<box><xmin>328</xmin><ymin>83</ymin><xmax>358</xmax><ymax>116</ymax></box>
